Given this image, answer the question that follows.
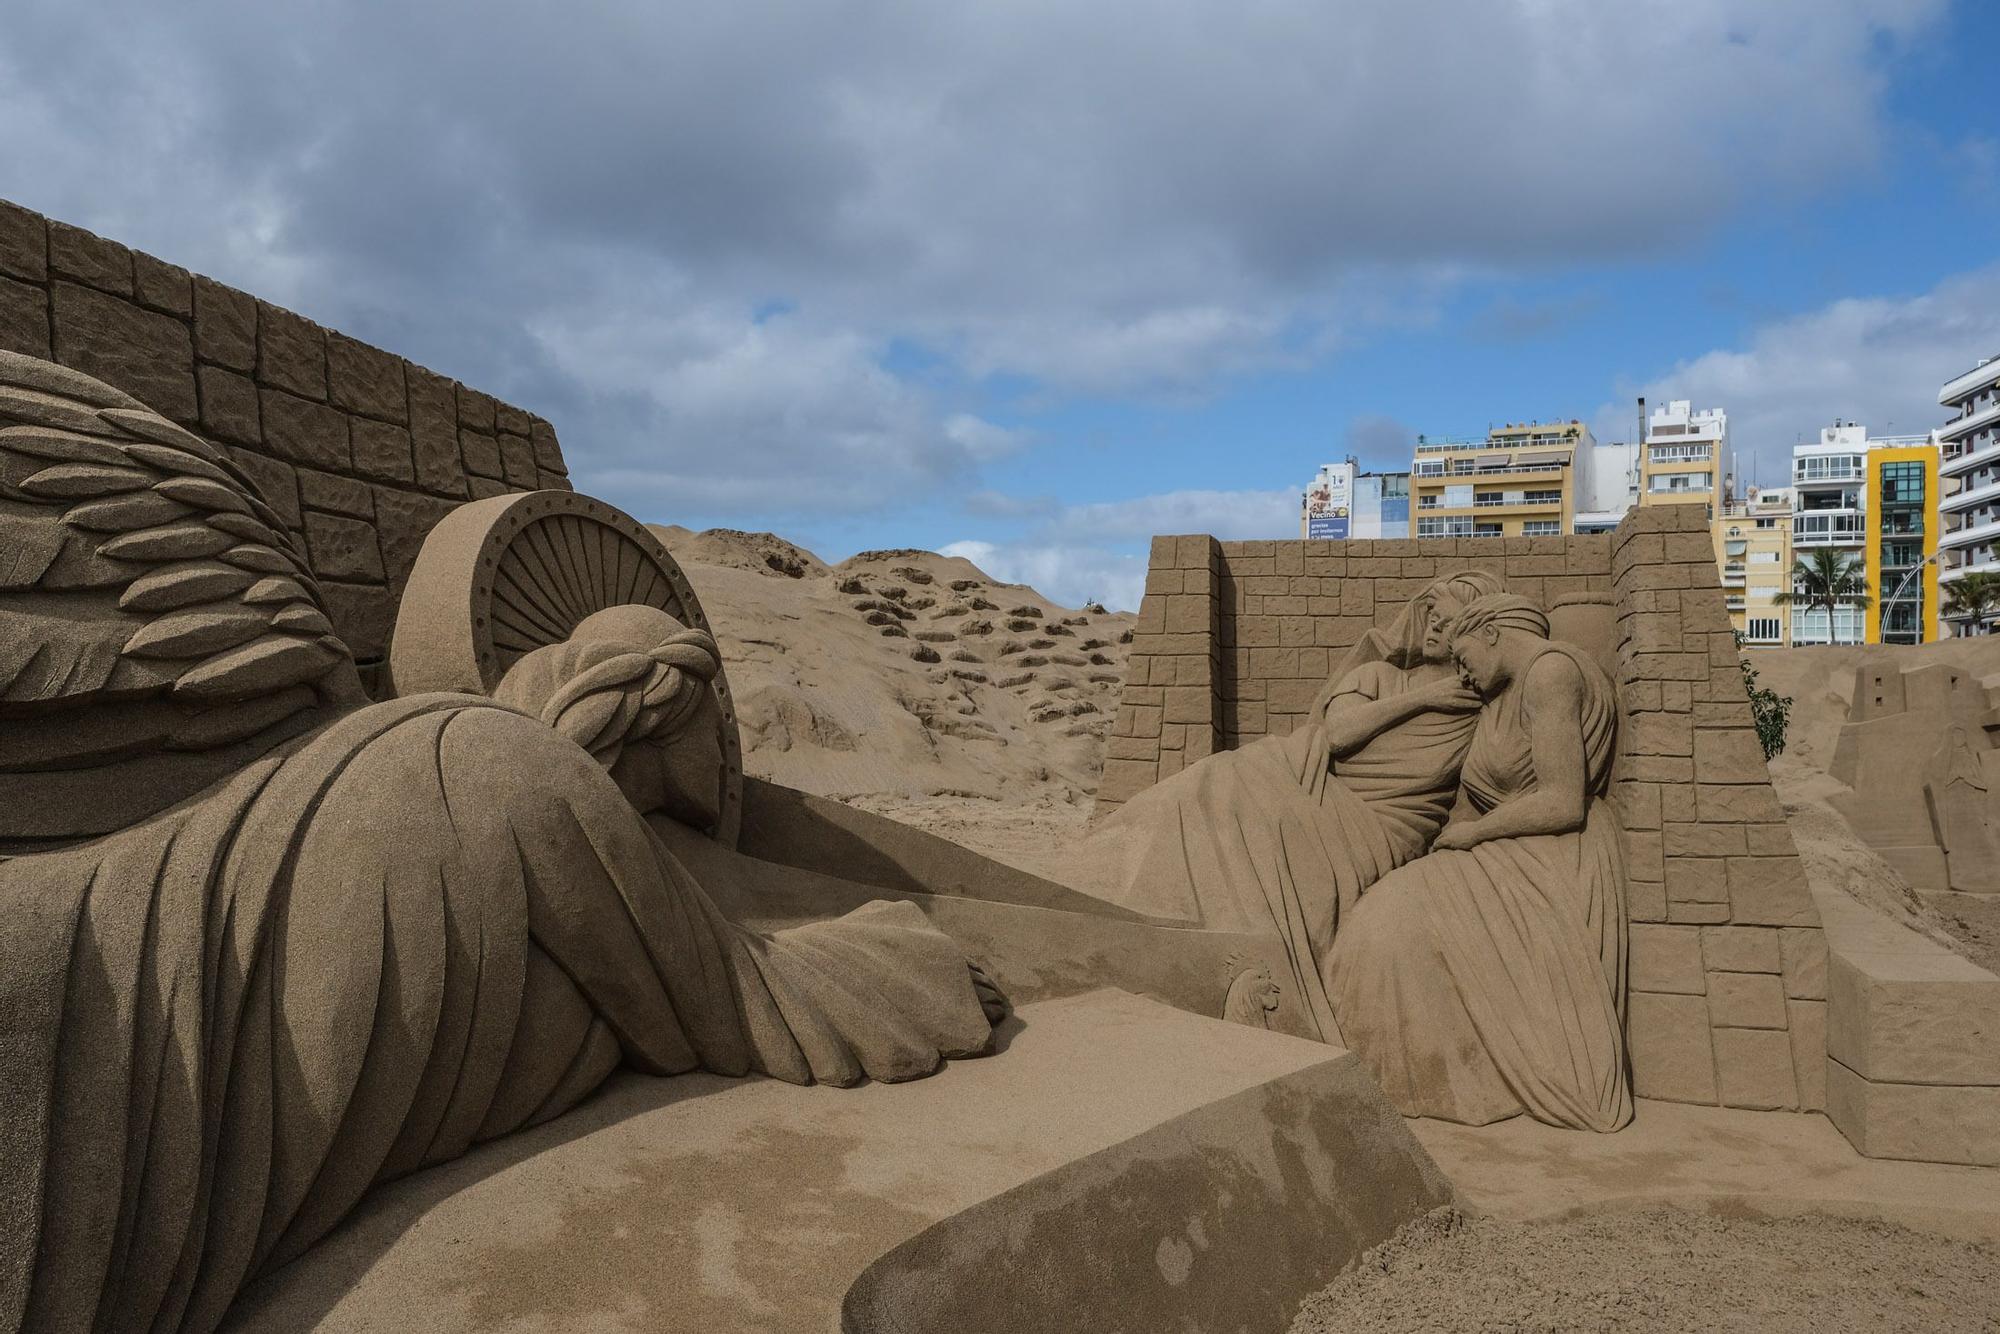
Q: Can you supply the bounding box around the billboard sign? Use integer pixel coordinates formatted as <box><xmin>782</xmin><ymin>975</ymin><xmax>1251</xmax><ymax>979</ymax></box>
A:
<box><xmin>1305</xmin><ymin>463</ymin><xmax>1352</xmax><ymax>540</ymax></box>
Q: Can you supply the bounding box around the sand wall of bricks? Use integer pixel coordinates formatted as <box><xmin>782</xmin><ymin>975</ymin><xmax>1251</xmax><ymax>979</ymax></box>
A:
<box><xmin>0</xmin><ymin>199</ymin><xmax>570</xmax><ymax>692</ymax></box>
<box><xmin>1098</xmin><ymin>505</ymin><xmax>1830</xmax><ymax>1114</ymax></box>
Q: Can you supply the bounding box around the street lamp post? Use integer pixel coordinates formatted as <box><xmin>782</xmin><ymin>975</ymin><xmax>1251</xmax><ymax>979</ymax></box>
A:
<box><xmin>1883</xmin><ymin>550</ymin><xmax>1943</xmax><ymax>645</ymax></box>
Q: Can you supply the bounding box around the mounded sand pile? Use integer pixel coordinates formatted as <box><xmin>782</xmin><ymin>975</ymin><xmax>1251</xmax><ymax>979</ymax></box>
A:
<box><xmin>1290</xmin><ymin>1206</ymin><xmax>2000</xmax><ymax>1334</ymax></box>
<box><xmin>651</xmin><ymin>528</ymin><xmax>1131</xmax><ymax>831</ymax></box>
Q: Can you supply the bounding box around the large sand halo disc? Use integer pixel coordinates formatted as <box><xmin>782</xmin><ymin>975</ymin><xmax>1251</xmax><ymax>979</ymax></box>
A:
<box><xmin>390</xmin><ymin>489</ymin><xmax>744</xmax><ymax>847</ymax></box>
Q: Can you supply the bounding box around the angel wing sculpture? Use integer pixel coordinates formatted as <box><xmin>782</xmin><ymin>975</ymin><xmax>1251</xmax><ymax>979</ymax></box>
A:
<box><xmin>0</xmin><ymin>351</ymin><xmax>998</xmax><ymax>1334</ymax></box>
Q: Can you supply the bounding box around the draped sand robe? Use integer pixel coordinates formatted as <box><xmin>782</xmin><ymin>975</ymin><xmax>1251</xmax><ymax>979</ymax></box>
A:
<box><xmin>1078</xmin><ymin>660</ymin><xmax>1478</xmax><ymax>1043</ymax></box>
<box><xmin>0</xmin><ymin>696</ymin><xmax>991</xmax><ymax>1334</ymax></box>
<box><xmin>1326</xmin><ymin>642</ymin><xmax>1632</xmax><ymax>1132</ymax></box>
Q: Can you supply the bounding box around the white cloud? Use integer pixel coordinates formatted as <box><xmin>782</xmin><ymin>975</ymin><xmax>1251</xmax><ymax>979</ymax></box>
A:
<box><xmin>1600</xmin><ymin>265</ymin><xmax>2000</xmax><ymax>484</ymax></box>
<box><xmin>940</xmin><ymin>540</ymin><xmax>1148</xmax><ymax>613</ymax></box>
<box><xmin>945</xmin><ymin>484</ymin><xmax>1299</xmax><ymax>610</ymax></box>
<box><xmin>0</xmin><ymin>0</ymin><xmax>1950</xmax><ymax>519</ymax></box>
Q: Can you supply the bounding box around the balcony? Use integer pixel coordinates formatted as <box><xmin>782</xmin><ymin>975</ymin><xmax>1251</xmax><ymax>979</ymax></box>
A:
<box><xmin>1720</xmin><ymin>567</ymin><xmax>1747</xmax><ymax>587</ymax></box>
<box><xmin>1939</xmin><ymin>357</ymin><xmax>2000</xmax><ymax>407</ymax></box>
<box><xmin>1941</xmin><ymin>515</ymin><xmax>2000</xmax><ymax>551</ymax></box>
<box><xmin>1943</xmin><ymin>552</ymin><xmax>2000</xmax><ymax>584</ymax></box>
<box><xmin>1793</xmin><ymin>511</ymin><xmax>1864</xmax><ymax>545</ymax></box>
<box><xmin>1794</xmin><ymin>466</ymin><xmax>1865</xmax><ymax>486</ymax></box>
<box><xmin>1944</xmin><ymin>475</ymin><xmax>2000</xmax><ymax>514</ymax></box>
<box><xmin>1942</xmin><ymin>439</ymin><xmax>2000</xmax><ymax>479</ymax></box>
<box><xmin>1940</xmin><ymin>399</ymin><xmax>2000</xmax><ymax>443</ymax></box>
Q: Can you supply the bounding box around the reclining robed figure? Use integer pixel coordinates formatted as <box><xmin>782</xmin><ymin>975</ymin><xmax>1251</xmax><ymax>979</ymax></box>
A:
<box><xmin>0</xmin><ymin>353</ymin><xmax>1004</xmax><ymax>1333</ymax></box>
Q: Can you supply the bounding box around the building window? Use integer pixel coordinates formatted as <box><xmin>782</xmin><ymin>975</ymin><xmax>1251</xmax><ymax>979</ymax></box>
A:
<box><xmin>1879</xmin><ymin>461</ymin><xmax>1926</xmax><ymax>505</ymax></box>
<box><xmin>1746</xmin><ymin>617</ymin><xmax>1781</xmax><ymax>643</ymax></box>
<box><xmin>1521</xmin><ymin>520</ymin><xmax>1561</xmax><ymax>536</ymax></box>
<box><xmin>1648</xmin><ymin>474</ymin><xmax>1712</xmax><ymax>493</ymax></box>
<box><xmin>1649</xmin><ymin>445</ymin><xmax>1713</xmax><ymax>464</ymax></box>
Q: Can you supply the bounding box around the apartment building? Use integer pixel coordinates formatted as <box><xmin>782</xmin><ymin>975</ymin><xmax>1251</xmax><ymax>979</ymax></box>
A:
<box><xmin>1713</xmin><ymin>486</ymin><xmax>1793</xmax><ymax>645</ymax></box>
<box><xmin>1788</xmin><ymin>422</ymin><xmax>1942</xmax><ymax>644</ymax></box>
<box><xmin>1938</xmin><ymin>353</ymin><xmax>2000</xmax><ymax>635</ymax></box>
<box><xmin>1301</xmin><ymin>461</ymin><xmax>1412</xmax><ymax>539</ymax></box>
<box><xmin>1410</xmin><ymin>420</ymin><xmax>1584</xmax><ymax>540</ymax></box>
<box><xmin>1640</xmin><ymin>400</ymin><xmax>1725</xmax><ymax>511</ymax></box>
<box><xmin>1867</xmin><ymin>443</ymin><xmax>1940</xmax><ymax>645</ymax></box>
<box><xmin>1573</xmin><ymin>439</ymin><xmax>1639</xmax><ymax>533</ymax></box>
<box><xmin>1790</xmin><ymin>423</ymin><xmax>1869</xmax><ymax>644</ymax></box>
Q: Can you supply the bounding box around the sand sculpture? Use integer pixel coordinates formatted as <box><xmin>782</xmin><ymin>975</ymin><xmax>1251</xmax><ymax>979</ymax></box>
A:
<box><xmin>1081</xmin><ymin>575</ymin><xmax>1632</xmax><ymax>1131</ymax></box>
<box><xmin>1077</xmin><ymin>571</ymin><xmax>1500</xmax><ymax>1041</ymax></box>
<box><xmin>0</xmin><ymin>352</ymin><xmax>1001</xmax><ymax>1332</ymax></box>
<box><xmin>1328</xmin><ymin>594</ymin><xmax>1631</xmax><ymax>1132</ymax></box>
<box><xmin>1829</xmin><ymin>659</ymin><xmax>2000</xmax><ymax>895</ymax></box>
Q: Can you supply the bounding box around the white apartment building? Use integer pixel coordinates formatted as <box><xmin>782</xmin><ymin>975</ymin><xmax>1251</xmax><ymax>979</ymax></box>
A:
<box><xmin>1573</xmin><ymin>440</ymin><xmax>1638</xmax><ymax>533</ymax></box>
<box><xmin>1939</xmin><ymin>353</ymin><xmax>2000</xmax><ymax>633</ymax></box>
<box><xmin>1790</xmin><ymin>422</ymin><xmax>1869</xmax><ymax>644</ymax></box>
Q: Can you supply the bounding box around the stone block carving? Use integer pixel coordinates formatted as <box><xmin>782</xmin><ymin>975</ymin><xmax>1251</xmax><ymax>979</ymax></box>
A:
<box><xmin>0</xmin><ymin>199</ymin><xmax>572</xmax><ymax>682</ymax></box>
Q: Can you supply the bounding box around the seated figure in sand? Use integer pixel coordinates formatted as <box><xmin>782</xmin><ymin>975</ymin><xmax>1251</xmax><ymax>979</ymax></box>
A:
<box><xmin>1077</xmin><ymin>570</ymin><xmax>1499</xmax><ymax>1044</ymax></box>
<box><xmin>0</xmin><ymin>352</ymin><xmax>999</xmax><ymax>1334</ymax></box>
<box><xmin>1326</xmin><ymin>593</ymin><xmax>1632</xmax><ymax>1133</ymax></box>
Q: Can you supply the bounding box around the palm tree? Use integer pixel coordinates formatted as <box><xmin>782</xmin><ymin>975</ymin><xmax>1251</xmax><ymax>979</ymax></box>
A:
<box><xmin>1942</xmin><ymin>570</ymin><xmax>2000</xmax><ymax>637</ymax></box>
<box><xmin>1773</xmin><ymin>548</ymin><xmax>1872</xmax><ymax>646</ymax></box>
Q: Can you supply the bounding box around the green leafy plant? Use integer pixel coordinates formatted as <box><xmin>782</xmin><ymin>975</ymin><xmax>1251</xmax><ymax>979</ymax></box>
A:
<box><xmin>1735</xmin><ymin>631</ymin><xmax>1792</xmax><ymax>760</ymax></box>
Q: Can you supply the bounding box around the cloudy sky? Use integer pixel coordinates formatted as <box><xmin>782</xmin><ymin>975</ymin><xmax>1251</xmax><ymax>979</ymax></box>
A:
<box><xmin>6</xmin><ymin>0</ymin><xmax>1997</xmax><ymax>607</ymax></box>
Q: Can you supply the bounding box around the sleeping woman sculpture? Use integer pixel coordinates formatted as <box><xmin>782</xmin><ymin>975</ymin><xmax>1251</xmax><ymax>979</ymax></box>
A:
<box><xmin>0</xmin><ymin>352</ymin><xmax>999</xmax><ymax>1333</ymax></box>
<box><xmin>1076</xmin><ymin>569</ymin><xmax>1501</xmax><ymax>1044</ymax></box>
<box><xmin>1326</xmin><ymin>593</ymin><xmax>1633</xmax><ymax>1132</ymax></box>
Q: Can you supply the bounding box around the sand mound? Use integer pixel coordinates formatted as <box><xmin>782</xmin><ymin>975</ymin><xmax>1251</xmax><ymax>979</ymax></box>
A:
<box><xmin>649</xmin><ymin>525</ymin><xmax>828</xmax><ymax>580</ymax></box>
<box><xmin>1291</xmin><ymin>1206</ymin><xmax>1999</xmax><ymax>1333</ymax></box>
<box><xmin>649</xmin><ymin>526</ymin><xmax>1133</xmax><ymax>807</ymax></box>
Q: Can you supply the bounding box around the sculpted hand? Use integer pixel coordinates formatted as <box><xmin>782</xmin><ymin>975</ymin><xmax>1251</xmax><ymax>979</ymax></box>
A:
<box><xmin>1432</xmin><ymin>822</ymin><xmax>1480</xmax><ymax>852</ymax></box>
<box><xmin>1415</xmin><ymin>679</ymin><xmax>1483</xmax><ymax>714</ymax></box>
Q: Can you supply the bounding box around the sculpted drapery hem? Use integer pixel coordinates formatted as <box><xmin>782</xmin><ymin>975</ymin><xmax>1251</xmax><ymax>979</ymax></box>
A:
<box><xmin>1</xmin><ymin>696</ymin><xmax>992</xmax><ymax>1334</ymax></box>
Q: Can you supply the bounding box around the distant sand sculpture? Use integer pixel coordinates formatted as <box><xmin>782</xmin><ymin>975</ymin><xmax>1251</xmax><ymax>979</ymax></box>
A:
<box><xmin>0</xmin><ymin>352</ymin><xmax>998</xmax><ymax>1332</ymax></box>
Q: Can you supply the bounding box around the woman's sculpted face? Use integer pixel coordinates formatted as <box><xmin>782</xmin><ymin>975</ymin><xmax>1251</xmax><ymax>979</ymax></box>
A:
<box><xmin>610</xmin><ymin>691</ymin><xmax>726</xmax><ymax>829</ymax></box>
<box><xmin>1451</xmin><ymin>623</ymin><xmax>1507</xmax><ymax>696</ymax></box>
<box><xmin>1420</xmin><ymin>593</ymin><xmax>1466</xmax><ymax>662</ymax></box>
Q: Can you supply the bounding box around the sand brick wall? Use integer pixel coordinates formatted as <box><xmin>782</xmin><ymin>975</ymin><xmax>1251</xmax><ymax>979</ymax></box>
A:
<box><xmin>1099</xmin><ymin>506</ymin><xmax>1829</xmax><ymax>1115</ymax></box>
<box><xmin>0</xmin><ymin>199</ymin><xmax>571</xmax><ymax>689</ymax></box>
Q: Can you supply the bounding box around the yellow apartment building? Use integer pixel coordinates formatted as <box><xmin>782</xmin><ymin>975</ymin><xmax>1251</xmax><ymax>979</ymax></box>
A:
<box><xmin>1864</xmin><ymin>442</ymin><xmax>1941</xmax><ymax>644</ymax></box>
<box><xmin>1411</xmin><ymin>420</ymin><xmax>1585</xmax><ymax>540</ymax></box>
<box><xmin>1713</xmin><ymin>487</ymin><xmax>1793</xmax><ymax>645</ymax></box>
<box><xmin>1640</xmin><ymin>399</ymin><xmax>1725</xmax><ymax>512</ymax></box>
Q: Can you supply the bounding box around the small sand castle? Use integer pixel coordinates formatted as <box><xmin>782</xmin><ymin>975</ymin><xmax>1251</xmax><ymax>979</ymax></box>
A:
<box><xmin>1830</xmin><ymin>659</ymin><xmax>2000</xmax><ymax>895</ymax></box>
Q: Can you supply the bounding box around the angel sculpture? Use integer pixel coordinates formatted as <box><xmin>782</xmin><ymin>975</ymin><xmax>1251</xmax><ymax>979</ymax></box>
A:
<box><xmin>0</xmin><ymin>352</ymin><xmax>1000</xmax><ymax>1334</ymax></box>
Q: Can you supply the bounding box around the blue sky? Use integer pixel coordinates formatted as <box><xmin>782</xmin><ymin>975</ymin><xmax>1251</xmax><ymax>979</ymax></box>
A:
<box><xmin>5</xmin><ymin>0</ymin><xmax>1997</xmax><ymax>608</ymax></box>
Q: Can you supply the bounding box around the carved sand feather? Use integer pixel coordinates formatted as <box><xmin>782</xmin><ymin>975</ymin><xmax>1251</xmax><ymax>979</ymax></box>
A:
<box><xmin>0</xmin><ymin>349</ymin><xmax>352</xmax><ymax>711</ymax></box>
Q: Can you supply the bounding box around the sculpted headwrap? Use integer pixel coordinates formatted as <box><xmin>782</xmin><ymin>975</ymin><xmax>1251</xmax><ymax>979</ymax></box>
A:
<box><xmin>495</xmin><ymin>626</ymin><xmax>720</xmax><ymax>766</ymax></box>
<box><xmin>1371</xmin><ymin>569</ymin><xmax>1508</xmax><ymax>669</ymax></box>
<box><xmin>1450</xmin><ymin>593</ymin><xmax>1551</xmax><ymax>642</ymax></box>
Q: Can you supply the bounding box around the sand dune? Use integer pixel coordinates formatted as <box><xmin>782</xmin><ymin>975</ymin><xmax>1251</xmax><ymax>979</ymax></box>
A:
<box><xmin>654</xmin><ymin>528</ymin><xmax>1131</xmax><ymax>832</ymax></box>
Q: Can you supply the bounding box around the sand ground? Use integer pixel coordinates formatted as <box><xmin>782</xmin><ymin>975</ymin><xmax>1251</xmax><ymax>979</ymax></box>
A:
<box><xmin>662</xmin><ymin>533</ymin><xmax>2000</xmax><ymax>1332</ymax></box>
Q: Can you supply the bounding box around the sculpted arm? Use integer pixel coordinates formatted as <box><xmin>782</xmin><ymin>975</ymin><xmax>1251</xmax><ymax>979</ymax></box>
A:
<box><xmin>1436</xmin><ymin>654</ymin><xmax>1588</xmax><ymax>849</ymax></box>
<box><xmin>1319</xmin><ymin>670</ymin><xmax>1478</xmax><ymax>760</ymax></box>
